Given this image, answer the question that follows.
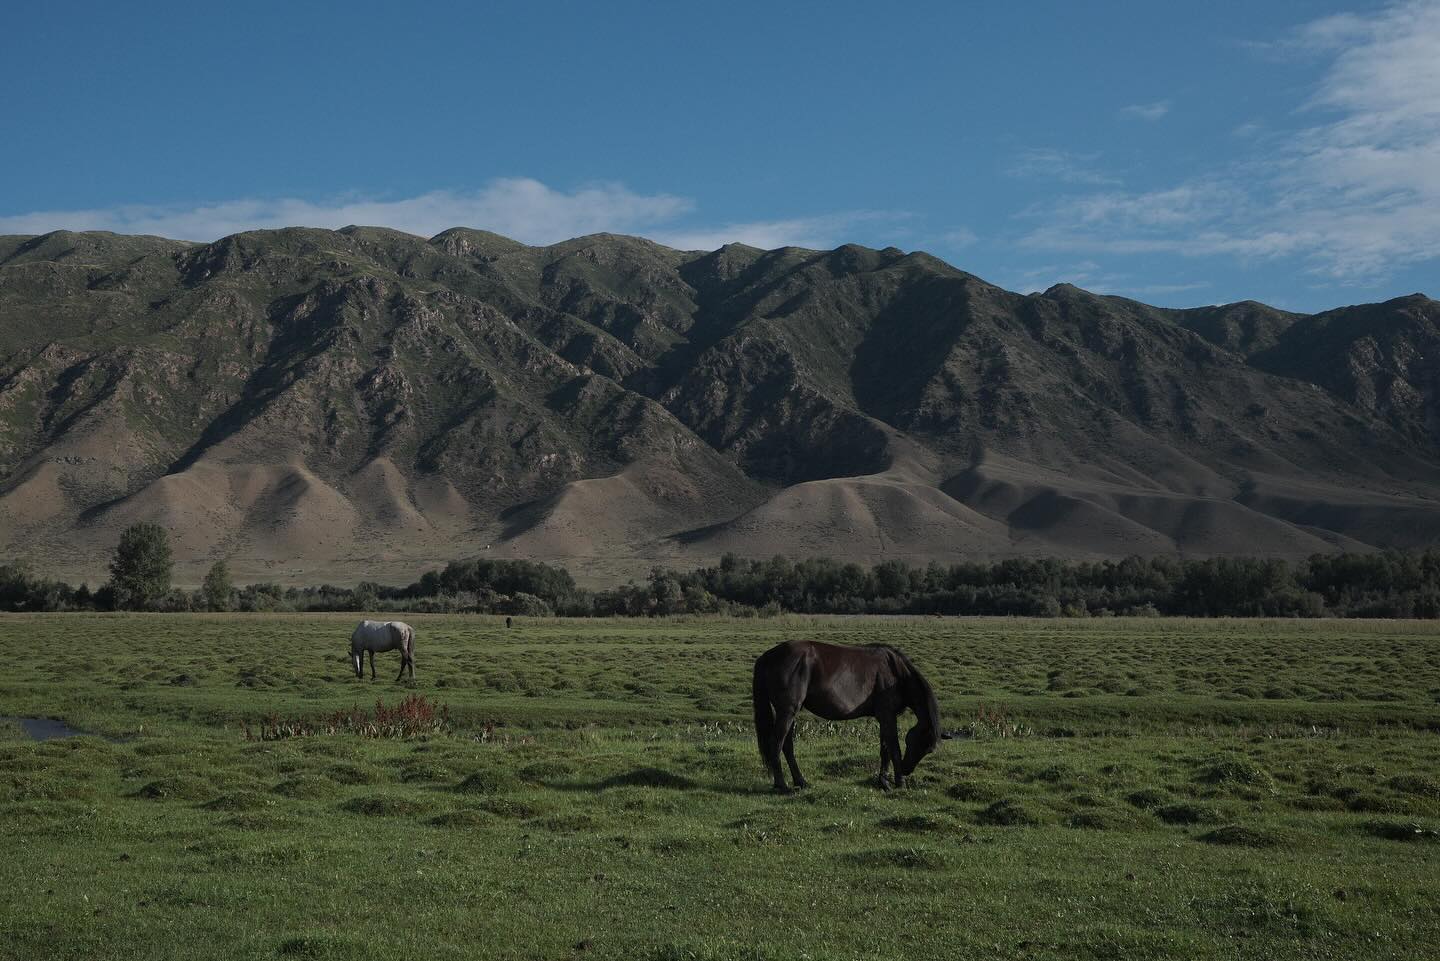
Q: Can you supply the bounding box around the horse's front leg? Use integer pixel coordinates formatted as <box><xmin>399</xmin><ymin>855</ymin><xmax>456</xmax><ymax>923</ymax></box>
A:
<box><xmin>877</xmin><ymin>713</ymin><xmax>902</xmax><ymax>790</ymax></box>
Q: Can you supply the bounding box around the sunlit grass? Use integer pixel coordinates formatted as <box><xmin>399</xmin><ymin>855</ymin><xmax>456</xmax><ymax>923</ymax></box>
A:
<box><xmin>2</xmin><ymin>614</ymin><xmax>1438</xmax><ymax>959</ymax></box>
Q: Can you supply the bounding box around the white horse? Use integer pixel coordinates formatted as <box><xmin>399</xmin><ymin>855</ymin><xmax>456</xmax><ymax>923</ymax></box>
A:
<box><xmin>350</xmin><ymin>620</ymin><xmax>416</xmax><ymax>681</ymax></box>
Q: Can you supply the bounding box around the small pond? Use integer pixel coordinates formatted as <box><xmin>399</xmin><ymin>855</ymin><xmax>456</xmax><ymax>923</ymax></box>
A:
<box><xmin>1</xmin><ymin>716</ymin><xmax>91</xmax><ymax>741</ymax></box>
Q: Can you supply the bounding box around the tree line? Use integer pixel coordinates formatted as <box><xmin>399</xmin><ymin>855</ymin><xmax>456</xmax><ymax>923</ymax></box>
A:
<box><xmin>5</xmin><ymin>522</ymin><xmax>1440</xmax><ymax>618</ymax></box>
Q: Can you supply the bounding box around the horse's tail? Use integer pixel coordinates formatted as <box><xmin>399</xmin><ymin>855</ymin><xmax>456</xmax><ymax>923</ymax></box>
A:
<box><xmin>752</xmin><ymin>656</ymin><xmax>775</xmax><ymax>758</ymax></box>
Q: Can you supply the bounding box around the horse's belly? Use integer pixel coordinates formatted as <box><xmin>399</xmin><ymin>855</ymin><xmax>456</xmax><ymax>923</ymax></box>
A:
<box><xmin>802</xmin><ymin>691</ymin><xmax>871</xmax><ymax>721</ymax></box>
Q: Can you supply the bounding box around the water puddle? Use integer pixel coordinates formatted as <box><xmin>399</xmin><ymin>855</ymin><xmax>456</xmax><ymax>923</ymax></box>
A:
<box><xmin>2</xmin><ymin>716</ymin><xmax>93</xmax><ymax>741</ymax></box>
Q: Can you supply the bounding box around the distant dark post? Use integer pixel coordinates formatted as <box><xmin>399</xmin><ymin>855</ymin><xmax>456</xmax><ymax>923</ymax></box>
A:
<box><xmin>506</xmin><ymin>616</ymin><xmax>513</xmax><ymax>629</ymax></box>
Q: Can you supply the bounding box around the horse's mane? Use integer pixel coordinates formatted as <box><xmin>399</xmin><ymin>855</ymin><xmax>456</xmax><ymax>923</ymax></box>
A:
<box><xmin>884</xmin><ymin>646</ymin><xmax>941</xmax><ymax>747</ymax></box>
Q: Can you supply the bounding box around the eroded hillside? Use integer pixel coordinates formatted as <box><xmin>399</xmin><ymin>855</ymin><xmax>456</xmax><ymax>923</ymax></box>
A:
<box><xmin>2</xmin><ymin>227</ymin><xmax>1437</xmax><ymax>584</ymax></box>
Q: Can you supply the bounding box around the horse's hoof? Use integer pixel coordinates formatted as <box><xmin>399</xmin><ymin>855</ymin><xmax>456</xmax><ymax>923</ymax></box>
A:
<box><xmin>875</xmin><ymin>777</ymin><xmax>892</xmax><ymax>792</ymax></box>
<box><xmin>793</xmin><ymin>779</ymin><xmax>810</xmax><ymax>790</ymax></box>
<box><xmin>772</xmin><ymin>784</ymin><xmax>794</xmax><ymax>795</ymax></box>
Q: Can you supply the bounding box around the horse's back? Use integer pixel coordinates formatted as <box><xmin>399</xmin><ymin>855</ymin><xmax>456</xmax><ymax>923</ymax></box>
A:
<box><xmin>757</xmin><ymin>638</ymin><xmax>821</xmax><ymax>661</ymax></box>
<box><xmin>352</xmin><ymin>619</ymin><xmax>396</xmax><ymax>648</ymax></box>
<box><xmin>760</xmin><ymin>639</ymin><xmax>889</xmax><ymax>668</ymax></box>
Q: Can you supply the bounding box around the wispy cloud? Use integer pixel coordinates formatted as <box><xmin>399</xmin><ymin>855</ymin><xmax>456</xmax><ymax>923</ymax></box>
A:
<box><xmin>1118</xmin><ymin>281</ymin><xmax>1213</xmax><ymax>297</ymax></box>
<box><xmin>1018</xmin><ymin>0</ymin><xmax>1440</xmax><ymax>283</ymax></box>
<box><xmin>940</xmin><ymin>226</ymin><xmax>979</xmax><ymax>248</ymax></box>
<box><xmin>1003</xmin><ymin>260</ymin><xmax>1209</xmax><ymax>301</ymax></box>
<box><xmin>1005</xmin><ymin>148</ymin><xmax>1119</xmax><ymax>186</ymax></box>
<box><xmin>0</xmin><ymin>178</ymin><xmax>898</xmax><ymax>252</ymax></box>
<box><xmin>1121</xmin><ymin>100</ymin><xmax>1172</xmax><ymax>121</ymax></box>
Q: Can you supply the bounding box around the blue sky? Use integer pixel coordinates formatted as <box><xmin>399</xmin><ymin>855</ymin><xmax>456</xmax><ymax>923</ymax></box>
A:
<box><xmin>3</xmin><ymin>0</ymin><xmax>1436</xmax><ymax>312</ymax></box>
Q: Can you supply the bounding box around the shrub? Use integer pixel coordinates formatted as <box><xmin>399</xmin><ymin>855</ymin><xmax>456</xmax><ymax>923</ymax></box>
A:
<box><xmin>242</xmin><ymin>695</ymin><xmax>452</xmax><ymax>740</ymax></box>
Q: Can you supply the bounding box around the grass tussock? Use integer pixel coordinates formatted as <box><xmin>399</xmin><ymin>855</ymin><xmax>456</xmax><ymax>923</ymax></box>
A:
<box><xmin>842</xmin><ymin>846</ymin><xmax>948</xmax><ymax>870</ymax></box>
<box><xmin>976</xmin><ymin>798</ymin><xmax>1047</xmax><ymax>827</ymax></box>
<box><xmin>1197</xmin><ymin>824</ymin><xmax>1292</xmax><ymax>848</ymax></box>
<box><xmin>203</xmin><ymin>790</ymin><xmax>272</xmax><ymax>812</ymax></box>
<box><xmin>271</xmin><ymin>775</ymin><xmax>338</xmax><ymax>800</ymax></box>
<box><xmin>428</xmin><ymin>808</ymin><xmax>493</xmax><ymax>829</ymax></box>
<box><xmin>1195</xmin><ymin>753</ymin><xmax>1276</xmax><ymax>792</ymax></box>
<box><xmin>1156</xmin><ymin>801</ymin><xmax>1224</xmax><ymax>825</ymax></box>
<box><xmin>340</xmin><ymin>793</ymin><xmax>432</xmax><ymax>817</ymax></box>
<box><xmin>133</xmin><ymin>775</ymin><xmax>214</xmax><ymax>802</ymax></box>
<box><xmin>1359</xmin><ymin>819</ymin><xmax>1440</xmax><ymax>842</ymax></box>
<box><xmin>455</xmin><ymin>769</ymin><xmax>520</xmax><ymax>795</ymax></box>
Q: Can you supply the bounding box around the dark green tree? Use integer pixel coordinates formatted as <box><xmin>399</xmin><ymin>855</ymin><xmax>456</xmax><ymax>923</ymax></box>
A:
<box><xmin>108</xmin><ymin>523</ymin><xmax>173</xmax><ymax>610</ymax></box>
<box><xmin>202</xmin><ymin>560</ymin><xmax>234</xmax><ymax>612</ymax></box>
<box><xmin>353</xmin><ymin>581</ymin><xmax>379</xmax><ymax>611</ymax></box>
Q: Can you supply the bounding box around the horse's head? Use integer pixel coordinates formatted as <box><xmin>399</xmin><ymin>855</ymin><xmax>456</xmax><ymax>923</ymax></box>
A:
<box><xmin>900</xmin><ymin>672</ymin><xmax>942</xmax><ymax>776</ymax></box>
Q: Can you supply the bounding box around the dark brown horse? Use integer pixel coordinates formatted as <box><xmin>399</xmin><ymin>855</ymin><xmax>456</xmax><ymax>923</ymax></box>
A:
<box><xmin>752</xmin><ymin>640</ymin><xmax>941</xmax><ymax>793</ymax></box>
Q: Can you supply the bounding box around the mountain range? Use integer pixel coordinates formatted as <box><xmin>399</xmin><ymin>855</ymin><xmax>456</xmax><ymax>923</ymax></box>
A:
<box><xmin>2</xmin><ymin>226</ymin><xmax>1438</xmax><ymax>586</ymax></box>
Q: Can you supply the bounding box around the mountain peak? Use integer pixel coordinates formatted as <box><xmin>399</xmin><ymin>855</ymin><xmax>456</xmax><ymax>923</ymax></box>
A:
<box><xmin>3</xmin><ymin>226</ymin><xmax>1438</xmax><ymax>585</ymax></box>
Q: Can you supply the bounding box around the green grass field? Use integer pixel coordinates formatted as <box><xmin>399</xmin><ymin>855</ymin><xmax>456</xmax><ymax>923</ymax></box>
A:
<box><xmin>2</xmin><ymin>614</ymin><xmax>1438</xmax><ymax>960</ymax></box>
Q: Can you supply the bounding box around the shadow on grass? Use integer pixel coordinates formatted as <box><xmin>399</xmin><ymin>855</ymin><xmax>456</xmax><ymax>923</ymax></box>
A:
<box><xmin>544</xmin><ymin>765</ymin><xmax>781</xmax><ymax>796</ymax></box>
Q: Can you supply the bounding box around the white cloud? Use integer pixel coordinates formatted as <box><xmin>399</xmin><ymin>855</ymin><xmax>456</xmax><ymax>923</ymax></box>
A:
<box><xmin>0</xmin><ymin>179</ymin><xmax>695</xmax><ymax>245</ymax></box>
<box><xmin>0</xmin><ymin>178</ymin><xmax>908</xmax><ymax>256</ymax></box>
<box><xmin>650</xmin><ymin>211</ymin><xmax>905</xmax><ymax>251</ymax></box>
<box><xmin>1019</xmin><ymin>0</ymin><xmax>1440</xmax><ymax>282</ymax></box>
<box><xmin>1121</xmin><ymin>100</ymin><xmax>1172</xmax><ymax>121</ymax></box>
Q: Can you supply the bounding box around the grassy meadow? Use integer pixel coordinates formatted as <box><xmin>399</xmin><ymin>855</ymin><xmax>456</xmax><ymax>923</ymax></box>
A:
<box><xmin>2</xmin><ymin>614</ymin><xmax>1439</xmax><ymax>960</ymax></box>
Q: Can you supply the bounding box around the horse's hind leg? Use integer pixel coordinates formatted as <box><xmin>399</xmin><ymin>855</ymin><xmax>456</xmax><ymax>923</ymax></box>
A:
<box><xmin>782</xmin><ymin>724</ymin><xmax>808</xmax><ymax>790</ymax></box>
<box><xmin>369</xmin><ymin>650</ymin><xmax>377</xmax><ymax>680</ymax></box>
<box><xmin>766</xmin><ymin>705</ymin><xmax>800</xmax><ymax>793</ymax></box>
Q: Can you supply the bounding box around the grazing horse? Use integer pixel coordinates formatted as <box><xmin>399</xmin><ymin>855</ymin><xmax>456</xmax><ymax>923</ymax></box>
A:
<box><xmin>350</xmin><ymin>620</ymin><xmax>416</xmax><ymax>681</ymax></box>
<box><xmin>752</xmin><ymin>640</ymin><xmax>940</xmax><ymax>793</ymax></box>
